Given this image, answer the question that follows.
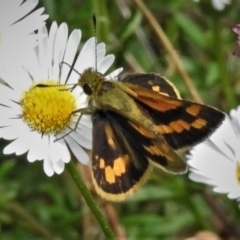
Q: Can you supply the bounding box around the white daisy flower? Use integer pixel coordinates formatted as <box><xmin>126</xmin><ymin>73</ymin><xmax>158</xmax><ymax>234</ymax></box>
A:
<box><xmin>0</xmin><ymin>0</ymin><xmax>48</xmax><ymax>63</ymax></box>
<box><xmin>193</xmin><ymin>0</ymin><xmax>231</xmax><ymax>11</ymax></box>
<box><xmin>211</xmin><ymin>0</ymin><xmax>231</xmax><ymax>10</ymax></box>
<box><xmin>0</xmin><ymin>22</ymin><xmax>122</xmax><ymax>176</ymax></box>
<box><xmin>187</xmin><ymin>107</ymin><xmax>240</xmax><ymax>204</ymax></box>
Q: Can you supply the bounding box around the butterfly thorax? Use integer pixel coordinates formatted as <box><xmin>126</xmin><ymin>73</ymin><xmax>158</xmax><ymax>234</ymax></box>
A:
<box><xmin>94</xmin><ymin>80</ymin><xmax>158</xmax><ymax>132</ymax></box>
<box><xmin>78</xmin><ymin>68</ymin><xmax>132</xmax><ymax>111</ymax></box>
<box><xmin>78</xmin><ymin>68</ymin><xmax>138</xmax><ymax>116</ymax></box>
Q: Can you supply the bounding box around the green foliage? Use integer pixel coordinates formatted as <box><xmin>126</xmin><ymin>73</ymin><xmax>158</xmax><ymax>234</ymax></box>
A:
<box><xmin>1</xmin><ymin>0</ymin><xmax>240</xmax><ymax>239</ymax></box>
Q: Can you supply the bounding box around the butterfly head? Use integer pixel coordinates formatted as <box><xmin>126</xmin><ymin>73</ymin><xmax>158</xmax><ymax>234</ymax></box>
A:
<box><xmin>78</xmin><ymin>68</ymin><xmax>105</xmax><ymax>96</ymax></box>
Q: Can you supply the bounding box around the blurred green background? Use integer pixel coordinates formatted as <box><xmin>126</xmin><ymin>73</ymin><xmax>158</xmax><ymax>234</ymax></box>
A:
<box><xmin>1</xmin><ymin>0</ymin><xmax>240</xmax><ymax>239</ymax></box>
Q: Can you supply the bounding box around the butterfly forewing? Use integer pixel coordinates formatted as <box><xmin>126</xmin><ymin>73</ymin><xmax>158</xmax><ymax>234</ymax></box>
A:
<box><xmin>92</xmin><ymin>110</ymin><xmax>150</xmax><ymax>201</ymax></box>
<box><xmin>122</xmin><ymin>74</ymin><xmax>225</xmax><ymax>151</ymax></box>
<box><xmin>121</xmin><ymin>73</ymin><xmax>181</xmax><ymax>98</ymax></box>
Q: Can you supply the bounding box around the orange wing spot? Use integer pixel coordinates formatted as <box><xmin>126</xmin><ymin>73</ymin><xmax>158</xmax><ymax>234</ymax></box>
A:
<box><xmin>99</xmin><ymin>158</ymin><xmax>105</xmax><ymax>169</ymax></box>
<box><xmin>152</xmin><ymin>85</ymin><xmax>160</xmax><ymax>92</ymax></box>
<box><xmin>107</xmin><ymin>135</ymin><xmax>116</xmax><ymax>149</ymax></box>
<box><xmin>157</xmin><ymin>120</ymin><xmax>190</xmax><ymax>134</ymax></box>
<box><xmin>159</xmin><ymin>92</ymin><xmax>170</xmax><ymax>97</ymax></box>
<box><xmin>139</xmin><ymin>98</ymin><xmax>182</xmax><ymax>112</ymax></box>
<box><xmin>159</xmin><ymin>142</ymin><xmax>178</xmax><ymax>162</ymax></box>
<box><xmin>129</xmin><ymin>122</ymin><xmax>156</xmax><ymax>138</ymax></box>
<box><xmin>113</xmin><ymin>157</ymin><xmax>126</xmax><ymax>176</ymax></box>
<box><xmin>156</xmin><ymin>124</ymin><xmax>173</xmax><ymax>134</ymax></box>
<box><xmin>169</xmin><ymin>121</ymin><xmax>184</xmax><ymax>133</ymax></box>
<box><xmin>186</xmin><ymin>105</ymin><xmax>201</xmax><ymax>116</ymax></box>
<box><xmin>105</xmin><ymin>166</ymin><xmax>115</xmax><ymax>184</ymax></box>
<box><xmin>191</xmin><ymin>118</ymin><xmax>207</xmax><ymax>129</ymax></box>
<box><xmin>160</xmin><ymin>142</ymin><xmax>170</xmax><ymax>153</ymax></box>
<box><xmin>105</xmin><ymin>124</ymin><xmax>116</xmax><ymax>149</ymax></box>
<box><xmin>143</xmin><ymin>145</ymin><xmax>163</xmax><ymax>156</ymax></box>
<box><xmin>145</xmin><ymin>142</ymin><xmax>177</xmax><ymax>163</ymax></box>
<box><xmin>103</xmin><ymin>156</ymin><xmax>128</xmax><ymax>184</ymax></box>
<box><xmin>177</xmin><ymin>119</ymin><xmax>191</xmax><ymax>131</ymax></box>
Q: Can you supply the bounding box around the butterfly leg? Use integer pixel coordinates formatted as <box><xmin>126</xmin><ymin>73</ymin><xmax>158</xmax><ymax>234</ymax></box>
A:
<box><xmin>55</xmin><ymin>107</ymin><xmax>93</xmax><ymax>141</ymax></box>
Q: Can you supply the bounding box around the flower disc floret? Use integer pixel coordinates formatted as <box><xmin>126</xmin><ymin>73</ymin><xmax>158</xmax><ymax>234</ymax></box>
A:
<box><xmin>21</xmin><ymin>81</ymin><xmax>76</xmax><ymax>134</ymax></box>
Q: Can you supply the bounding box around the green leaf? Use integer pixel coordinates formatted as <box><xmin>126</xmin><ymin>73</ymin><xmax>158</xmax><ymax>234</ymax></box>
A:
<box><xmin>174</xmin><ymin>13</ymin><xmax>207</xmax><ymax>48</ymax></box>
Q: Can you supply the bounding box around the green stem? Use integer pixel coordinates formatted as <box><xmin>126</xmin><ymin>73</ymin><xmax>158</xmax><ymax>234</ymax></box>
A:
<box><xmin>66</xmin><ymin>161</ymin><xmax>116</xmax><ymax>240</ymax></box>
<box><xmin>0</xmin><ymin>219</ymin><xmax>2</xmax><ymax>240</ymax></box>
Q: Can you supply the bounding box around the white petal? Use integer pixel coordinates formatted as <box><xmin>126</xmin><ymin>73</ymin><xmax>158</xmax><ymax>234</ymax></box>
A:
<box><xmin>211</xmin><ymin>0</ymin><xmax>230</xmax><ymax>10</ymax></box>
<box><xmin>0</xmin><ymin>120</ymin><xmax>29</xmax><ymax>140</ymax></box>
<box><xmin>51</xmin><ymin>23</ymin><xmax>68</xmax><ymax>80</ymax></box>
<box><xmin>207</xmin><ymin>116</ymin><xmax>239</xmax><ymax>162</ymax></box>
<box><xmin>227</xmin><ymin>189</ymin><xmax>240</xmax><ymax>199</ymax></box>
<box><xmin>0</xmin><ymin>88</ymin><xmax>19</xmax><ymax>107</ymax></box>
<box><xmin>27</xmin><ymin>133</ymin><xmax>49</xmax><ymax>161</ymax></box>
<box><xmin>66</xmin><ymin>129</ymin><xmax>92</xmax><ymax>149</ymax></box>
<box><xmin>3</xmin><ymin>130</ymin><xmax>36</xmax><ymax>155</ymax></box>
<box><xmin>106</xmin><ymin>68</ymin><xmax>123</xmax><ymax>80</ymax></box>
<box><xmin>79</xmin><ymin>115</ymin><xmax>93</xmax><ymax>129</ymax></box>
<box><xmin>46</xmin><ymin>22</ymin><xmax>58</xmax><ymax>78</ymax></box>
<box><xmin>74</xmin><ymin>37</ymin><xmax>96</xmax><ymax>73</ymax></box>
<box><xmin>44</xmin><ymin>157</ymin><xmax>54</xmax><ymax>177</ymax></box>
<box><xmin>60</xmin><ymin>29</ymin><xmax>81</xmax><ymax>83</ymax></box>
<box><xmin>189</xmin><ymin>172</ymin><xmax>212</xmax><ymax>184</ymax></box>
<box><xmin>0</xmin><ymin>0</ymin><xmax>48</xmax><ymax>63</ymax></box>
<box><xmin>56</xmin><ymin>139</ymin><xmax>71</xmax><ymax>163</ymax></box>
<box><xmin>77</xmin><ymin>122</ymin><xmax>92</xmax><ymax>139</ymax></box>
<box><xmin>48</xmin><ymin>136</ymin><xmax>67</xmax><ymax>162</ymax></box>
<box><xmin>97</xmin><ymin>54</ymin><xmax>114</xmax><ymax>74</ymax></box>
<box><xmin>65</xmin><ymin>137</ymin><xmax>89</xmax><ymax>164</ymax></box>
<box><xmin>188</xmin><ymin>143</ymin><xmax>235</xmax><ymax>181</ymax></box>
<box><xmin>0</xmin><ymin>0</ymin><xmax>23</xmax><ymax>27</ymax></box>
<box><xmin>37</xmin><ymin>25</ymin><xmax>48</xmax><ymax>78</ymax></box>
<box><xmin>53</xmin><ymin>160</ymin><xmax>65</xmax><ymax>174</ymax></box>
<box><xmin>97</xmin><ymin>42</ymin><xmax>106</xmax><ymax>60</ymax></box>
<box><xmin>12</xmin><ymin>7</ymin><xmax>48</xmax><ymax>34</ymax></box>
<box><xmin>9</xmin><ymin>0</ymin><xmax>38</xmax><ymax>25</ymax></box>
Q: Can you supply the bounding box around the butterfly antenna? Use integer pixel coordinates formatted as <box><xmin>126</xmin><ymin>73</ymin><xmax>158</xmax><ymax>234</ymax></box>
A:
<box><xmin>93</xmin><ymin>14</ymin><xmax>98</xmax><ymax>72</ymax></box>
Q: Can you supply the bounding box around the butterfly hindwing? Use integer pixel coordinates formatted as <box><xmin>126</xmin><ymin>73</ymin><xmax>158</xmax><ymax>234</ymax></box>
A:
<box><xmin>92</xmin><ymin>110</ymin><xmax>187</xmax><ymax>201</ymax></box>
<box><xmin>122</xmin><ymin>74</ymin><xmax>225</xmax><ymax>151</ymax></box>
<box><xmin>92</xmin><ymin>110</ymin><xmax>150</xmax><ymax>201</ymax></box>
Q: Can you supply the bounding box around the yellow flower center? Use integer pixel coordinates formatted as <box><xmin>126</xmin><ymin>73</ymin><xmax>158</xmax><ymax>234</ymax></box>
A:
<box><xmin>20</xmin><ymin>80</ymin><xmax>76</xmax><ymax>134</ymax></box>
<box><xmin>237</xmin><ymin>162</ymin><xmax>240</xmax><ymax>183</ymax></box>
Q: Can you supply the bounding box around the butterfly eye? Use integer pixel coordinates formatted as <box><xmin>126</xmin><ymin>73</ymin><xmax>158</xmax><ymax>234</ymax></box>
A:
<box><xmin>83</xmin><ymin>84</ymin><xmax>93</xmax><ymax>95</ymax></box>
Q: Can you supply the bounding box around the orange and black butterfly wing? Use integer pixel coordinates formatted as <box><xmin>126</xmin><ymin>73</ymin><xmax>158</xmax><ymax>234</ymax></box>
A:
<box><xmin>91</xmin><ymin>110</ymin><xmax>186</xmax><ymax>201</ymax></box>
<box><xmin>121</xmin><ymin>73</ymin><xmax>181</xmax><ymax>98</ymax></box>
<box><xmin>137</xmin><ymin>96</ymin><xmax>225</xmax><ymax>150</ymax></box>
<box><xmin>122</xmin><ymin>73</ymin><xmax>225</xmax><ymax>150</ymax></box>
